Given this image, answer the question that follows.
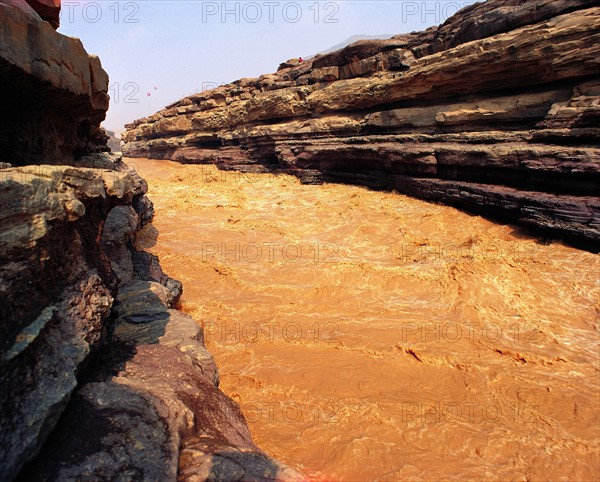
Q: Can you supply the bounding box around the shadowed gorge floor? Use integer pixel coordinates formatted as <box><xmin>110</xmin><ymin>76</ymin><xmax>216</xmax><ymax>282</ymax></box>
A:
<box><xmin>133</xmin><ymin>158</ymin><xmax>599</xmax><ymax>481</ymax></box>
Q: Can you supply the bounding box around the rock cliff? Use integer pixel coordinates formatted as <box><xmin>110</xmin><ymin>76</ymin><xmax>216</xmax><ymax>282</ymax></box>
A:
<box><xmin>0</xmin><ymin>2</ymin><xmax>303</xmax><ymax>480</ymax></box>
<box><xmin>0</xmin><ymin>0</ymin><xmax>108</xmax><ymax>166</ymax></box>
<box><xmin>123</xmin><ymin>0</ymin><xmax>600</xmax><ymax>250</ymax></box>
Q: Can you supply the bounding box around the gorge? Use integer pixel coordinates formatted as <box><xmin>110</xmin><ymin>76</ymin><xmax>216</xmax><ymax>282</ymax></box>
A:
<box><xmin>1</xmin><ymin>0</ymin><xmax>599</xmax><ymax>480</ymax></box>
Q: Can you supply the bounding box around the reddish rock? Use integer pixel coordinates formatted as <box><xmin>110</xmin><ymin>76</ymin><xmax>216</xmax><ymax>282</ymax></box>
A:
<box><xmin>25</xmin><ymin>0</ymin><xmax>61</xmax><ymax>28</ymax></box>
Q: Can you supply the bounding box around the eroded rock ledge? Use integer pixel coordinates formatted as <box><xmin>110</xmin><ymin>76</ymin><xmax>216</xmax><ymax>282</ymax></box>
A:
<box><xmin>0</xmin><ymin>2</ymin><xmax>303</xmax><ymax>480</ymax></box>
<box><xmin>123</xmin><ymin>0</ymin><xmax>600</xmax><ymax>250</ymax></box>
<box><xmin>0</xmin><ymin>1</ymin><xmax>109</xmax><ymax>166</ymax></box>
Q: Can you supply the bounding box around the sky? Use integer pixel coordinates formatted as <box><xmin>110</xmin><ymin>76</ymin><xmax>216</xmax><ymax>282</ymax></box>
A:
<box><xmin>58</xmin><ymin>0</ymin><xmax>478</xmax><ymax>135</ymax></box>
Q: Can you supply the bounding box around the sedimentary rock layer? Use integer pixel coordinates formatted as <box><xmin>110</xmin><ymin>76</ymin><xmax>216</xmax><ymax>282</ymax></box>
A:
<box><xmin>123</xmin><ymin>0</ymin><xmax>600</xmax><ymax>249</ymax></box>
<box><xmin>0</xmin><ymin>1</ymin><xmax>109</xmax><ymax>166</ymax></box>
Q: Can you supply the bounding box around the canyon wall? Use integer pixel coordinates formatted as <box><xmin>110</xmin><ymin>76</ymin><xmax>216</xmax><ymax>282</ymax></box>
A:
<box><xmin>123</xmin><ymin>0</ymin><xmax>600</xmax><ymax>250</ymax></box>
<box><xmin>0</xmin><ymin>2</ymin><xmax>303</xmax><ymax>480</ymax></box>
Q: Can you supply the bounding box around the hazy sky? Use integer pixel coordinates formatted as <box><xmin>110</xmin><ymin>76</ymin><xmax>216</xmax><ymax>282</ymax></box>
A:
<box><xmin>58</xmin><ymin>1</ymin><xmax>477</xmax><ymax>135</ymax></box>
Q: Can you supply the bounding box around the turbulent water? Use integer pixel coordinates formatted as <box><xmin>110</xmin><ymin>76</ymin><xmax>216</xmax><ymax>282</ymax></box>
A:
<box><xmin>132</xmin><ymin>158</ymin><xmax>599</xmax><ymax>481</ymax></box>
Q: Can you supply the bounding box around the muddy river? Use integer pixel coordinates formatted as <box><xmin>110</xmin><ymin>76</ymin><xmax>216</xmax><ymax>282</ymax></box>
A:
<box><xmin>132</xmin><ymin>158</ymin><xmax>599</xmax><ymax>481</ymax></box>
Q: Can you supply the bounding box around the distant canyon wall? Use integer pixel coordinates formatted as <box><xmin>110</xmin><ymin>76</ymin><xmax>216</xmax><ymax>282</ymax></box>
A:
<box><xmin>123</xmin><ymin>0</ymin><xmax>600</xmax><ymax>249</ymax></box>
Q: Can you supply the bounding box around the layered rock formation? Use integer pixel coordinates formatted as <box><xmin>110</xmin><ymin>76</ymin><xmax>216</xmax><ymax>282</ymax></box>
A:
<box><xmin>0</xmin><ymin>1</ymin><xmax>109</xmax><ymax>166</ymax></box>
<box><xmin>123</xmin><ymin>0</ymin><xmax>600</xmax><ymax>250</ymax></box>
<box><xmin>0</xmin><ymin>2</ymin><xmax>303</xmax><ymax>480</ymax></box>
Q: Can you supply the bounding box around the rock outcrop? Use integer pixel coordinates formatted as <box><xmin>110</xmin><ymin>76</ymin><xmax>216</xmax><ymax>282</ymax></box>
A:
<box><xmin>0</xmin><ymin>0</ymin><xmax>109</xmax><ymax>166</ymax></box>
<box><xmin>0</xmin><ymin>160</ymin><xmax>144</xmax><ymax>479</ymax></box>
<box><xmin>0</xmin><ymin>2</ymin><xmax>304</xmax><ymax>480</ymax></box>
<box><xmin>123</xmin><ymin>0</ymin><xmax>600</xmax><ymax>250</ymax></box>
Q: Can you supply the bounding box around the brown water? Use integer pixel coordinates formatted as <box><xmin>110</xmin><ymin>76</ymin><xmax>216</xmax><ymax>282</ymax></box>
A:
<box><xmin>132</xmin><ymin>158</ymin><xmax>600</xmax><ymax>481</ymax></box>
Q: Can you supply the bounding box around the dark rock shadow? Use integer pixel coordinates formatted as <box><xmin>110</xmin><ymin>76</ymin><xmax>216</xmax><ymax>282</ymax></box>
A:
<box><xmin>17</xmin><ymin>382</ymin><xmax>175</xmax><ymax>481</ymax></box>
<box><xmin>17</xmin><ymin>284</ymin><xmax>174</xmax><ymax>480</ymax></box>
<box><xmin>314</xmin><ymin>170</ymin><xmax>599</xmax><ymax>253</ymax></box>
<box><xmin>135</xmin><ymin>223</ymin><xmax>160</xmax><ymax>250</ymax></box>
<box><xmin>207</xmin><ymin>451</ymin><xmax>283</xmax><ymax>481</ymax></box>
